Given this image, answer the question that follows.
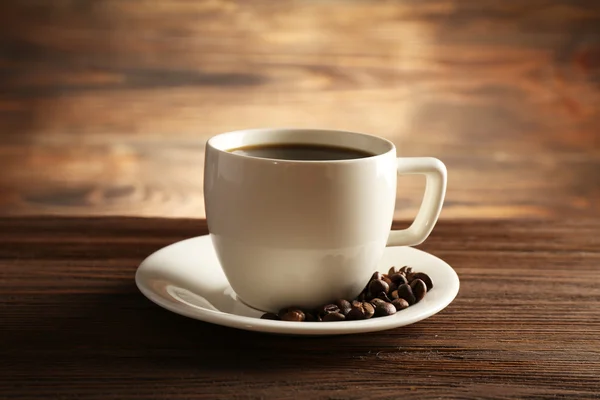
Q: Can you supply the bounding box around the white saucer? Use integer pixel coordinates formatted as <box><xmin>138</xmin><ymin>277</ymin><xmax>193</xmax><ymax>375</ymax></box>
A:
<box><xmin>135</xmin><ymin>235</ymin><xmax>460</xmax><ymax>335</ymax></box>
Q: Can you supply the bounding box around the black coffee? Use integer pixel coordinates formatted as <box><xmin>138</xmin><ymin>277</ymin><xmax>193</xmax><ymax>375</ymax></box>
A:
<box><xmin>228</xmin><ymin>143</ymin><xmax>374</xmax><ymax>161</ymax></box>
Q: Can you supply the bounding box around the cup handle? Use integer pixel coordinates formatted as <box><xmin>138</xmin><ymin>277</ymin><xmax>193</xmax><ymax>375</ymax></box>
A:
<box><xmin>387</xmin><ymin>157</ymin><xmax>447</xmax><ymax>247</ymax></box>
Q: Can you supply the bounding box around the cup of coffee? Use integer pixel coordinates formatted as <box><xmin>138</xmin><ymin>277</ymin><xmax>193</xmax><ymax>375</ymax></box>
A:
<box><xmin>204</xmin><ymin>128</ymin><xmax>447</xmax><ymax>312</ymax></box>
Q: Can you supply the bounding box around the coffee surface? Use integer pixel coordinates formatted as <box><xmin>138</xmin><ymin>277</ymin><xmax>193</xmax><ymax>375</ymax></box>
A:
<box><xmin>228</xmin><ymin>143</ymin><xmax>374</xmax><ymax>161</ymax></box>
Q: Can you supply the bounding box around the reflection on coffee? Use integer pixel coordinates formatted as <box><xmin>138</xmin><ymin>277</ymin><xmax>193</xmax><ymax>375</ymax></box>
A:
<box><xmin>228</xmin><ymin>143</ymin><xmax>375</xmax><ymax>161</ymax></box>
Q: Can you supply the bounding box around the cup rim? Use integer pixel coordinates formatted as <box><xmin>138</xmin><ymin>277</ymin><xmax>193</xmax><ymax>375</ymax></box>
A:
<box><xmin>206</xmin><ymin>127</ymin><xmax>396</xmax><ymax>164</ymax></box>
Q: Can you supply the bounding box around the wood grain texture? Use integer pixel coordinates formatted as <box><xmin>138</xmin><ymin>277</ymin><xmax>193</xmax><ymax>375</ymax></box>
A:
<box><xmin>1</xmin><ymin>217</ymin><xmax>599</xmax><ymax>399</ymax></box>
<box><xmin>0</xmin><ymin>0</ymin><xmax>599</xmax><ymax>219</ymax></box>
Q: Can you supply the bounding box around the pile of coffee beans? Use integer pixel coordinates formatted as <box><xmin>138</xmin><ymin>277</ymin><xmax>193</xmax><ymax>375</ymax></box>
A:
<box><xmin>261</xmin><ymin>266</ymin><xmax>433</xmax><ymax>322</ymax></box>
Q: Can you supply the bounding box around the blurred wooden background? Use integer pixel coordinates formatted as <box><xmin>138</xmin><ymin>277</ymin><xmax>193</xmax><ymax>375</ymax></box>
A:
<box><xmin>0</xmin><ymin>0</ymin><xmax>598</xmax><ymax>220</ymax></box>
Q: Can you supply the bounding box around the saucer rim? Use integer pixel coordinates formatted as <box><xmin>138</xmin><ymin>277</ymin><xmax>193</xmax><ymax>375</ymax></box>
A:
<box><xmin>135</xmin><ymin>236</ymin><xmax>460</xmax><ymax>335</ymax></box>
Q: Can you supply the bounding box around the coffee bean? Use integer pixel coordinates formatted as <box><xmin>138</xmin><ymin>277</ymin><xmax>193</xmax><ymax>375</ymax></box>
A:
<box><xmin>277</xmin><ymin>307</ymin><xmax>292</xmax><ymax>318</ymax></box>
<box><xmin>335</xmin><ymin>299</ymin><xmax>352</xmax><ymax>316</ymax></box>
<box><xmin>389</xmin><ymin>273</ymin><xmax>408</xmax><ymax>286</ymax></box>
<box><xmin>347</xmin><ymin>301</ymin><xmax>375</xmax><ymax>320</ymax></box>
<box><xmin>397</xmin><ymin>284</ymin><xmax>416</xmax><ymax>305</ymax></box>
<box><xmin>370</xmin><ymin>298</ymin><xmax>387</xmax><ymax>308</ymax></box>
<box><xmin>388</xmin><ymin>281</ymin><xmax>398</xmax><ymax>294</ymax></box>
<box><xmin>391</xmin><ymin>290</ymin><xmax>399</xmax><ymax>300</ymax></box>
<box><xmin>388</xmin><ymin>266</ymin><xmax>400</xmax><ymax>276</ymax></box>
<box><xmin>376</xmin><ymin>291</ymin><xmax>392</xmax><ymax>303</ymax></box>
<box><xmin>368</xmin><ymin>279</ymin><xmax>389</xmax><ymax>296</ymax></box>
<box><xmin>392</xmin><ymin>298</ymin><xmax>410</xmax><ymax>311</ymax></box>
<box><xmin>316</xmin><ymin>303</ymin><xmax>340</xmax><ymax>317</ymax></box>
<box><xmin>346</xmin><ymin>308</ymin><xmax>364</xmax><ymax>320</ymax></box>
<box><xmin>322</xmin><ymin>312</ymin><xmax>346</xmax><ymax>322</ymax></box>
<box><xmin>399</xmin><ymin>266</ymin><xmax>408</xmax><ymax>273</ymax></box>
<box><xmin>410</xmin><ymin>279</ymin><xmax>427</xmax><ymax>302</ymax></box>
<box><xmin>374</xmin><ymin>302</ymin><xmax>396</xmax><ymax>317</ymax></box>
<box><xmin>410</xmin><ymin>272</ymin><xmax>434</xmax><ymax>290</ymax></box>
<box><xmin>371</xmin><ymin>271</ymin><xmax>384</xmax><ymax>281</ymax></box>
<box><xmin>280</xmin><ymin>309</ymin><xmax>305</xmax><ymax>322</ymax></box>
<box><xmin>304</xmin><ymin>311</ymin><xmax>317</xmax><ymax>322</ymax></box>
<box><xmin>382</xmin><ymin>275</ymin><xmax>393</xmax><ymax>287</ymax></box>
<box><xmin>260</xmin><ymin>312</ymin><xmax>279</xmax><ymax>320</ymax></box>
<box><xmin>324</xmin><ymin>303</ymin><xmax>340</xmax><ymax>313</ymax></box>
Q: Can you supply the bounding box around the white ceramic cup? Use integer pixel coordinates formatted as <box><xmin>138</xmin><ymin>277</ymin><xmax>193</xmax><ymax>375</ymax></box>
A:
<box><xmin>204</xmin><ymin>128</ymin><xmax>447</xmax><ymax>313</ymax></box>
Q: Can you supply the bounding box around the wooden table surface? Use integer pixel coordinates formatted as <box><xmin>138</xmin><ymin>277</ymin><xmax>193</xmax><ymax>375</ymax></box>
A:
<box><xmin>1</xmin><ymin>0</ymin><xmax>599</xmax><ymax>220</ymax></box>
<box><xmin>1</xmin><ymin>217</ymin><xmax>599</xmax><ymax>399</ymax></box>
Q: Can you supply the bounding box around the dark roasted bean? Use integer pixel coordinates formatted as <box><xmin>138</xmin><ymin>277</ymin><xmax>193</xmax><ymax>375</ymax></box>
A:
<box><xmin>374</xmin><ymin>302</ymin><xmax>396</xmax><ymax>317</ymax></box>
<box><xmin>410</xmin><ymin>279</ymin><xmax>427</xmax><ymax>302</ymax></box>
<box><xmin>280</xmin><ymin>309</ymin><xmax>305</xmax><ymax>321</ymax></box>
<box><xmin>260</xmin><ymin>312</ymin><xmax>279</xmax><ymax>320</ymax></box>
<box><xmin>389</xmin><ymin>273</ymin><xmax>408</xmax><ymax>286</ymax></box>
<box><xmin>324</xmin><ymin>303</ymin><xmax>340</xmax><ymax>313</ymax></box>
<box><xmin>376</xmin><ymin>291</ymin><xmax>392</xmax><ymax>303</ymax></box>
<box><xmin>410</xmin><ymin>272</ymin><xmax>434</xmax><ymax>290</ymax></box>
<box><xmin>392</xmin><ymin>298</ymin><xmax>410</xmax><ymax>311</ymax></box>
<box><xmin>405</xmin><ymin>267</ymin><xmax>414</xmax><ymax>281</ymax></box>
<box><xmin>370</xmin><ymin>298</ymin><xmax>387</xmax><ymax>308</ymax></box>
<box><xmin>369</xmin><ymin>279</ymin><xmax>389</xmax><ymax>295</ymax></box>
<box><xmin>346</xmin><ymin>309</ymin><xmax>360</xmax><ymax>320</ymax></box>
<box><xmin>388</xmin><ymin>281</ymin><xmax>398</xmax><ymax>294</ymax></box>
<box><xmin>363</xmin><ymin>302</ymin><xmax>375</xmax><ymax>319</ymax></box>
<box><xmin>391</xmin><ymin>290</ymin><xmax>399</xmax><ymax>300</ymax></box>
<box><xmin>397</xmin><ymin>283</ymin><xmax>416</xmax><ymax>305</ymax></box>
<box><xmin>371</xmin><ymin>271</ymin><xmax>384</xmax><ymax>281</ymax></box>
<box><xmin>347</xmin><ymin>301</ymin><xmax>374</xmax><ymax>320</ymax></box>
<box><xmin>277</xmin><ymin>307</ymin><xmax>292</xmax><ymax>318</ymax></box>
<box><xmin>382</xmin><ymin>275</ymin><xmax>393</xmax><ymax>287</ymax></box>
<box><xmin>388</xmin><ymin>266</ymin><xmax>400</xmax><ymax>276</ymax></box>
<box><xmin>335</xmin><ymin>299</ymin><xmax>352</xmax><ymax>315</ymax></box>
<box><xmin>322</xmin><ymin>312</ymin><xmax>346</xmax><ymax>322</ymax></box>
<box><xmin>304</xmin><ymin>311</ymin><xmax>316</xmax><ymax>322</ymax></box>
<box><xmin>346</xmin><ymin>307</ymin><xmax>365</xmax><ymax>320</ymax></box>
<box><xmin>316</xmin><ymin>303</ymin><xmax>340</xmax><ymax>317</ymax></box>
<box><xmin>281</xmin><ymin>309</ymin><xmax>305</xmax><ymax>321</ymax></box>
